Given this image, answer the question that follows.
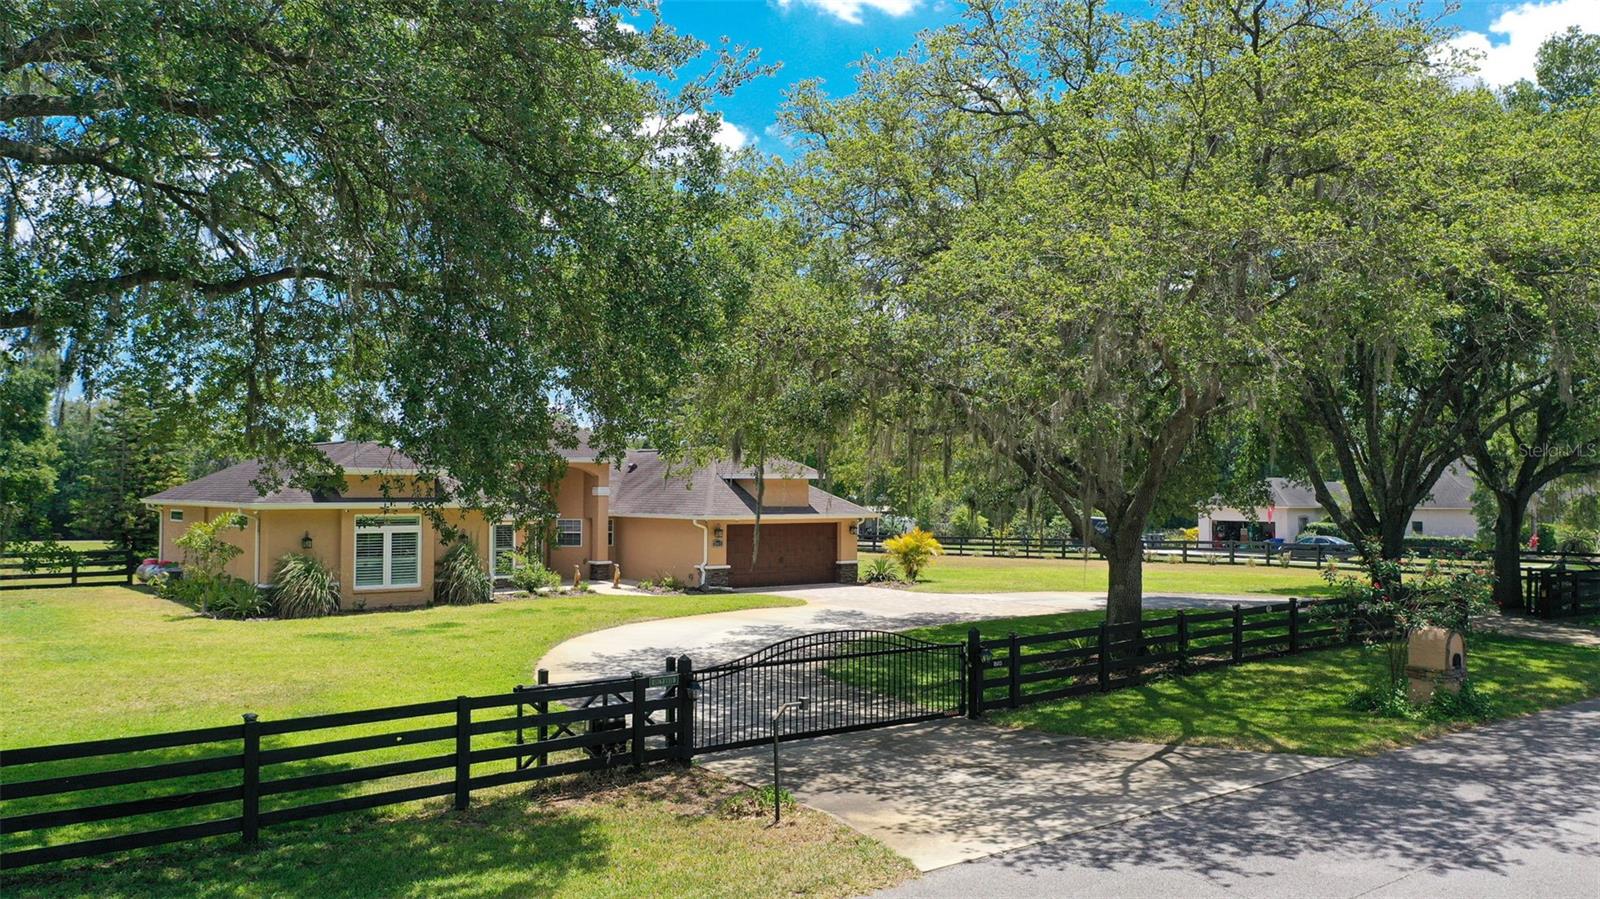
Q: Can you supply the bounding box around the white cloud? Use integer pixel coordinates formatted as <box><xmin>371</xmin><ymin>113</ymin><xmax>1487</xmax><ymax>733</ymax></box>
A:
<box><xmin>1443</xmin><ymin>0</ymin><xmax>1600</xmax><ymax>88</ymax></box>
<box><xmin>712</xmin><ymin>119</ymin><xmax>750</xmax><ymax>151</ymax></box>
<box><xmin>778</xmin><ymin>0</ymin><xmax>917</xmax><ymax>26</ymax></box>
<box><xmin>640</xmin><ymin>113</ymin><xmax>752</xmax><ymax>153</ymax></box>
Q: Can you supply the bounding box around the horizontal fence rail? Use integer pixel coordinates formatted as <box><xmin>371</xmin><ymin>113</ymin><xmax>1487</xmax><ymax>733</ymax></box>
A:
<box><xmin>0</xmin><ymin>671</ymin><xmax>691</xmax><ymax>870</ymax></box>
<box><xmin>857</xmin><ymin>535</ymin><xmax>1598</xmax><ymax>571</ymax></box>
<box><xmin>1517</xmin><ymin>567</ymin><xmax>1600</xmax><ymax>619</ymax></box>
<box><xmin>0</xmin><ymin>549</ymin><xmax>139</xmax><ymax>590</ymax></box>
<box><xmin>964</xmin><ymin>598</ymin><xmax>1364</xmax><ymax>717</ymax></box>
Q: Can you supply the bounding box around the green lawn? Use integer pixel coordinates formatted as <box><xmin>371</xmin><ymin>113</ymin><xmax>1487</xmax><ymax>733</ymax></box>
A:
<box><xmin>866</xmin><ymin>552</ymin><xmax>1337</xmax><ymax>596</ymax></box>
<box><xmin>1</xmin><ymin>586</ymin><xmax>801</xmax><ymax>744</ymax></box>
<box><xmin>901</xmin><ymin>611</ymin><xmax>1600</xmax><ymax>756</ymax></box>
<box><xmin>2</xmin><ymin>769</ymin><xmax>913</xmax><ymax>899</ymax></box>
<box><xmin>0</xmin><ymin>587</ymin><xmax>924</xmax><ymax>897</ymax></box>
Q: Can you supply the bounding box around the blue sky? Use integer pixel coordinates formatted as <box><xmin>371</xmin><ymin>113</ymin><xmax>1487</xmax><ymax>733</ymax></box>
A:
<box><xmin>642</xmin><ymin>0</ymin><xmax>1600</xmax><ymax>157</ymax></box>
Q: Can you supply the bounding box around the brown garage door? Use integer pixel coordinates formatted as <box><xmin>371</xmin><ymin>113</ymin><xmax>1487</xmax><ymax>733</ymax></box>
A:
<box><xmin>726</xmin><ymin>523</ymin><xmax>837</xmax><ymax>587</ymax></box>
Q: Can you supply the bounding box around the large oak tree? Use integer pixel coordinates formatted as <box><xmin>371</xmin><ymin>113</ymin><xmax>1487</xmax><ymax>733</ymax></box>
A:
<box><xmin>2</xmin><ymin>0</ymin><xmax>755</xmax><ymax>520</ymax></box>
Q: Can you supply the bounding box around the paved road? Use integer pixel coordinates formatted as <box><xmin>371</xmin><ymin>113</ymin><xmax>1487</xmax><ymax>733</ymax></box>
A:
<box><xmin>539</xmin><ymin>584</ymin><xmax>1282</xmax><ymax>681</ymax></box>
<box><xmin>703</xmin><ymin>719</ymin><xmax>1342</xmax><ymax>871</ymax></box>
<box><xmin>883</xmin><ymin>698</ymin><xmax>1600</xmax><ymax>898</ymax></box>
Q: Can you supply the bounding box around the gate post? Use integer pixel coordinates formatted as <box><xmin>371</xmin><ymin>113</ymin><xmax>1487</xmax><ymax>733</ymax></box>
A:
<box><xmin>1007</xmin><ymin>632</ymin><xmax>1021</xmax><ymax>709</ymax></box>
<box><xmin>965</xmin><ymin>628</ymin><xmax>983</xmax><ymax>719</ymax></box>
<box><xmin>676</xmin><ymin>656</ymin><xmax>695</xmax><ymax>762</ymax></box>
<box><xmin>630</xmin><ymin>672</ymin><xmax>647</xmax><ymax>768</ymax></box>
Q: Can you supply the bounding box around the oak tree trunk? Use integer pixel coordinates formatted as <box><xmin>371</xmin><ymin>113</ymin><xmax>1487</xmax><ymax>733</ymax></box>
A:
<box><xmin>1491</xmin><ymin>495</ymin><xmax>1526</xmax><ymax>612</ymax></box>
<box><xmin>1103</xmin><ymin>527</ymin><xmax>1145</xmax><ymax>629</ymax></box>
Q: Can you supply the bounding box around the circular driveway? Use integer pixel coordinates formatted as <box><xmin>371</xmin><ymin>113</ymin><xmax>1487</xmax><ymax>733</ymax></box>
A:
<box><xmin>537</xmin><ymin>584</ymin><xmax>1280</xmax><ymax>682</ymax></box>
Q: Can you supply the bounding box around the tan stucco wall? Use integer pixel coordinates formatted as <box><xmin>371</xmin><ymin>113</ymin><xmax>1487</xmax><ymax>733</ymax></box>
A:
<box><xmin>612</xmin><ymin>517</ymin><xmax>708</xmax><ymax>585</ymax></box>
<box><xmin>157</xmin><ymin>505</ymin><xmax>258</xmax><ymax>583</ymax></box>
<box><xmin>542</xmin><ymin>463</ymin><xmax>610</xmax><ymax>582</ymax></box>
<box><xmin>732</xmin><ymin>478</ymin><xmax>810</xmax><ymax>507</ymax></box>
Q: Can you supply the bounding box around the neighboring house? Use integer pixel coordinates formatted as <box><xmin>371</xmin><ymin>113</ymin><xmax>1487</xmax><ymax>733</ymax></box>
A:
<box><xmin>142</xmin><ymin>439</ymin><xmax>872</xmax><ymax>609</ymax></box>
<box><xmin>1198</xmin><ymin>465</ymin><xmax>1478</xmax><ymax>544</ymax></box>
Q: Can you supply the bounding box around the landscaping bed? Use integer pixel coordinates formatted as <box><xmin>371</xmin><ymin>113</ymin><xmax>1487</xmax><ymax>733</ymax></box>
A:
<box><xmin>900</xmin><ymin>611</ymin><xmax>1600</xmax><ymax>756</ymax></box>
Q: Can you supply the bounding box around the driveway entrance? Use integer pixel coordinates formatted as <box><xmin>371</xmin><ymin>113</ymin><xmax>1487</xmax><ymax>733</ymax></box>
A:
<box><xmin>701</xmin><ymin>719</ymin><xmax>1343</xmax><ymax>871</ymax></box>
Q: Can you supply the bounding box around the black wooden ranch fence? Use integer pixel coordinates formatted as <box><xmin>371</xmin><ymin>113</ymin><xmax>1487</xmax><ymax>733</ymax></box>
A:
<box><xmin>1516</xmin><ymin>567</ymin><xmax>1600</xmax><ymax>619</ymax></box>
<box><xmin>0</xmin><ymin>548</ymin><xmax>137</xmax><ymax>590</ymax></box>
<box><xmin>857</xmin><ymin>534</ymin><xmax>1600</xmax><ymax>571</ymax></box>
<box><xmin>963</xmin><ymin>598</ymin><xmax>1359</xmax><ymax>716</ymax></box>
<box><xmin>2</xmin><ymin>598</ymin><xmax>1360</xmax><ymax>871</ymax></box>
<box><xmin>0</xmin><ymin>672</ymin><xmax>691</xmax><ymax>871</ymax></box>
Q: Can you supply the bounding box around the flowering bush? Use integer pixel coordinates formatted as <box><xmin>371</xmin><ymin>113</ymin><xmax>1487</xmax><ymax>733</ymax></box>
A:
<box><xmin>883</xmin><ymin>528</ymin><xmax>943</xmax><ymax>582</ymax></box>
<box><xmin>1324</xmin><ymin>546</ymin><xmax>1492</xmax><ymax>709</ymax></box>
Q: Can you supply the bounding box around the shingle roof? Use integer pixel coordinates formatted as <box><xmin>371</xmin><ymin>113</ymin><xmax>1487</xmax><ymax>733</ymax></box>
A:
<box><xmin>610</xmin><ymin>451</ymin><xmax>869</xmax><ymax>520</ymax></box>
<box><xmin>144</xmin><ymin>440</ymin><xmax>872</xmax><ymax>519</ymax></box>
<box><xmin>1267</xmin><ymin>462</ymin><xmax>1474</xmax><ymax>510</ymax></box>
<box><xmin>143</xmin><ymin>442</ymin><xmax>432</xmax><ymax>506</ymax></box>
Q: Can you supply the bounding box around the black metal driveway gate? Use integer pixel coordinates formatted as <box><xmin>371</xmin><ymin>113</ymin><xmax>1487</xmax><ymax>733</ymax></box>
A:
<box><xmin>690</xmin><ymin>630</ymin><xmax>966</xmax><ymax>753</ymax></box>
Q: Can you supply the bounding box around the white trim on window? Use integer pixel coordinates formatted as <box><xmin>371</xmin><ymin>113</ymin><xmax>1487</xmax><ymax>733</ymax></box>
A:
<box><xmin>170</xmin><ymin>509</ymin><xmax>184</xmax><ymax>521</ymax></box>
<box><xmin>354</xmin><ymin>515</ymin><xmax>422</xmax><ymax>590</ymax></box>
<box><xmin>607</xmin><ymin>518</ymin><xmax>614</xmax><ymax>548</ymax></box>
<box><xmin>491</xmin><ymin>522</ymin><xmax>517</xmax><ymax>579</ymax></box>
<box><xmin>555</xmin><ymin>518</ymin><xmax>583</xmax><ymax>548</ymax></box>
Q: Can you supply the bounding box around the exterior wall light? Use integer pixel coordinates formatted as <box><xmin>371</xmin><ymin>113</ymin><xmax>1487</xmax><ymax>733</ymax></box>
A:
<box><xmin>301</xmin><ymin>532</ymin><xmax>314</xmax><ymax>550</ymax></box>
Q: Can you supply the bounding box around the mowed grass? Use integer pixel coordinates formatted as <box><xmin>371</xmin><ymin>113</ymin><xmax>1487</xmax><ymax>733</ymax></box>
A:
<box><xmin>1</xmin><ymin>586</ymin><xmax>801</xmax><ymax>744</ymax></box>
<box><xmin>864</xmin><ymin>551</ymin><xmax>1337</xmax><ymax>596</ymax></box>
<box><xmin>0</xmin><ymin>587</ymin><xmax>920</xmax><ymax>898</ymax></box>
<box><xmin>2</xmin><ymin>769</ymin><xmax>914</xmax><ymax>899</ymax></box>
<box><xmin>901</xmin><ymin>611</ymin><xmax>1600</xmax><ymax>756</ymax></box>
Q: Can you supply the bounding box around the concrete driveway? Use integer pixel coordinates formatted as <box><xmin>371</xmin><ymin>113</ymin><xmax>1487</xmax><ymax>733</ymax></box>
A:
<box><xmin>884</xmin><ymin>699</ymin><xmax>1600</xmax><ymax>898</ymax></box>
<box><xmin>702</xmin><ymin>719</ymin><xmax>1343</xmax><ymax>871</ymax></box>
<box><xmin>538</xmin><ymin>584</ymin><xmax>1280</xmax><ymax>681</ymax></box>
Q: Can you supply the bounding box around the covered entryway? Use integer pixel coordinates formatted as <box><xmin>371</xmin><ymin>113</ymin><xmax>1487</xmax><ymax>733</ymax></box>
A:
<box><xmin>726</xmin><ymin>522</ymin><xmax>836</xmax><ymax>587</ymax></box>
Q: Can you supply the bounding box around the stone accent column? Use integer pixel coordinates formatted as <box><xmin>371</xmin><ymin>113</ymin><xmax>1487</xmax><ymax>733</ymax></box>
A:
<box><xmin>699</xmin><ymin>565</ymin><xmax>731</xmax><ymax>590</ymax></box>
<box><xmin>835</xmin><ymin>561</ymin><xmax>859</xmax><ymax>584</ymax></box>
<box><xmin>587</xmin><ymin>560</ymin><xmax>614</xmax><ymax>582</ymax></box>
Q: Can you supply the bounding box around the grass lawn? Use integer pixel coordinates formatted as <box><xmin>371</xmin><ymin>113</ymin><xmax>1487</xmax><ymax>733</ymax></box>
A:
<box><xmin>2</xmin><ymin>769</ymin><xmax>913</xmax><ymax>898</ymax></box>
<box><xmin>865</xmin><ymin>552</ymin><xmax>1337</xmax><ymax>596</ymax></box>
<box><xmin>0</xmin><ymin>586</ymin><xmax>924</xmax><ymax>897</ymax></box>
<box><xmin>1</xmin><ymin>586</ymin><xmax>802</xmax><ymax>744</ymax></box>
<box><xmin>901</xmin><ymin>611</ymin><xmax>1600</xmax><ymax>757</ymax></box>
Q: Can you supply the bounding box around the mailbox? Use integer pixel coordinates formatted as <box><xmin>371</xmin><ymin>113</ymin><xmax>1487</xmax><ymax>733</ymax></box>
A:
<box><xmin>1404</xmin><ymin>627</ymin><xmax>1467</xmax><ymax>704</ymax></box>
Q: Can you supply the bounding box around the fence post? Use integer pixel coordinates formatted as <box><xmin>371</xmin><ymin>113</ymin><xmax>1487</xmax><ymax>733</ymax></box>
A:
<box><xmin>535</xmin><ymin>668</ymin><xmax>549</xmax><ymax>768</ymax></box>
<box><xmin>70</xmin><ymin>555</ymin><xmax>79</xmax><ymax>586</ymax></box>
<box><xmin>1229</xmin><ymin>541</ymin><xmax>1237</xmax><ymax>564</ymax></box>
<box><xmin>1097</xmin><ymin>622</ymin><xmax>1110</xmax><ymax>692</ymax></box>
<box><xmin>676</xmin><ymin>655</ymin><xmax>695</xmax><ymax>762</ymax></box>
<box><xmin>1231</xmin><ymin>604</ymin><xmax>1243</xmax><ymax>664</ymax></box>
<box><xmin>965</xmin><ymin>628</ymin><xmax>983</xmax><ymax>719</ymax></box>
<box><xmin>1176</xmin><ymin>610</ymin><xmax>1189</xmax><ymax>674</ymax></box>
<box><xmin>1181</xmin><ymin>543</ymin><xmax>1188</xmax><ymax>564</ymax></box>
<box><xmin>1059</xmin><ymin>538</ymin><xmax>1067</xmax><ymax>560</ymax></box>
<box><xmin>454</xmin><ymin>696</ymin><xmax>471</xmax><ymax>811</ymax></box>
<box><xmin>241</xmin><ymin>713</ymin><xmax>260</xmax><ymax>844</ymax></box>
<box><xmin>630</xmin><ymin>671</ymin><xmax>647</xmax><ymax>768</ymax></box>
<box><xmin>126</xmin><ymin>550</ymin><xmax>137</xmax><ymax>585</ymax></box>
<box><xmin>1007</xmin><ymin>632</ymin><xmax>1021</xmax><ymax>709</ymax></box>
<box><xmin>664</xmin><ymin>657</ymin><xmax>678</xmax><ymax>755</ymax></box>
<box><xmin>1288</xmin><ymin>598</ymin><xmax>1300</xmax><ymax>654</ymax></box>
<box><xmin>1316</xmin><ymin>545</ymin><xmax>1325</xmax><ymax>569</ymax></box>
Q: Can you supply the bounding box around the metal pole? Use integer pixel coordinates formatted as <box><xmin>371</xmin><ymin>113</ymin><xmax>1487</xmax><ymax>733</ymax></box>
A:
<box><xmin>770</xmin><ymin>698</ymin><xmax>808</xmax><ymax>825</ymax></box>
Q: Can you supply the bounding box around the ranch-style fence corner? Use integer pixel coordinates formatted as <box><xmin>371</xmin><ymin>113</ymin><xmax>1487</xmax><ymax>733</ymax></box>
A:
<box><xmin>0</xmin><ymin>547</ymin><xmax>139</xmax><ymax>591</ymax></box>
<box><xmin>0</xmin><ymin>596</ymin><xmax>1373</xmax><ymax>872</ymax></box>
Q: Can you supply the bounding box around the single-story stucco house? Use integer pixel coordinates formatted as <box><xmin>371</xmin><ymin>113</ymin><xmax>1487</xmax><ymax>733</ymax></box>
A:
<box><xmin>142</xmin><ymin>439</ymin><xmax>871</xmax><ymax>609</ymax></box>
<box><xmin>1198</xmin><ymin>464</ymin><xmax>1478</xmax><ymax>544</ymax></box>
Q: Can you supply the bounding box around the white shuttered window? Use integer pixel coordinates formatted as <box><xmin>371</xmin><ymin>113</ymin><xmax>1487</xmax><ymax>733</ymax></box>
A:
<box><xmin>354</xmin><ymin>516</ymin><xmax>422</xmax><ymax>589</ymax></box>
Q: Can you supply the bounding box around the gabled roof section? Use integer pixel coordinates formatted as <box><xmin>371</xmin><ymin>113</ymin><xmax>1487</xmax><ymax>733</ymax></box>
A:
<box><xmin>1265</xmin><ymin>462</ymin><xmax>1475</xmax><ymax>510</ymax></box>
<box><xmin>143</xmin><ymin>442</ymin><xmax>434</xmax><ymax>506</ymax></box>
<box><xmin>609</xmin><ymin>450</ymin><xmax>870</xmax><ymax>520</ymax></box>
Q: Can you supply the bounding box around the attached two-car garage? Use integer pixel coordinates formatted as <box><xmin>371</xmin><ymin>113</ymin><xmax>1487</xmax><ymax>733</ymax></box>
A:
<box><xmin>725</xmin><ymin>523</ymin><xmax>838</xmax><ymax>587</ymax></box>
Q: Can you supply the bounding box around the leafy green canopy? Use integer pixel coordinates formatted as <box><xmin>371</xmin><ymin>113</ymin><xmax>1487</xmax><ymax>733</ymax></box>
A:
<box><xmin>1</xmin><ymin>0</ymin><xmax>756</xmax><ymax>520</ymax></box>
<box><xmin>724</xmin><ymin>0</ymin><xmax>1451</xmax><ymax>621</ymax></box>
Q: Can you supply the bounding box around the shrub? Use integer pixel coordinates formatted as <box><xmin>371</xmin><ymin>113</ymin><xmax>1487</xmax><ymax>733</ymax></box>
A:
<box><xmin>861</xmin><ymin>556</ymin><xmax>901</xmax><ymax>584</ymax></box>
<box><xmin>434</xmin><ymin>539</ymin><xmax>491</xmax><ymax>606</ymax></box>
<box><xmin>206</xmin><ymin>576</ymin><xmax>274</xmax><ymax>619</ymax></box>
<box><xmin>883</xmin><ymin>528</ymin><xmax>942</xmax><ymax>582</ymax></box>
<box><xmin>638</xmin><ymin>574</ymin><xmax>687</xmax><ymax>593</ymax></box>
<box><xmin>508</xmin><ymin>551</ymin><xmax>563</xmax><ymax>593</ymax></box>
<box><xmin>1299</xmin><ymin>519</ymin><xmax>1346</xmax><ymax>538</ymax></box>
<box><xmin>271</xmin><ymin>553</ymin><xmax>341</xmax><ymax>618</ymax></box>
<box><xmin>175</xmin><ymin>513</ymin><xmax>248</xmax><ymax>580</ymax></box>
